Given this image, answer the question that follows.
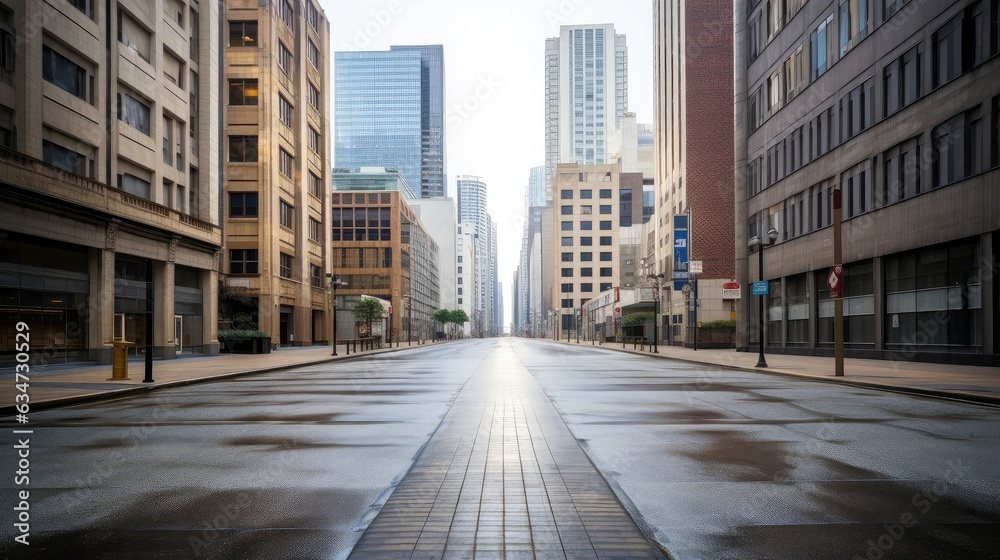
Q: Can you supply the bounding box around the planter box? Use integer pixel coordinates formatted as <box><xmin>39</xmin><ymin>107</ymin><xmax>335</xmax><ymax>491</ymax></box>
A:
<box><xmin>219</xmin><ymin>336</ymin><xmax>271</xmax><ymax>354</ymax></box>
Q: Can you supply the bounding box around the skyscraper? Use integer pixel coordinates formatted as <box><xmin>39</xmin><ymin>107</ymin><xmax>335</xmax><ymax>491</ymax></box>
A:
<box><xmin>456</xmin><ymin>175</ymin><xmax>493</xmax><ymax>335</ymax></box>
<box><xmin>544</xmin><ymin>25</ymin><xmax>628</xmax><ymax>204</ymax></box>
<box><xmin>334</xmin><ymin>45</ymin><xmax>446</xmax><ymax>198</ymax></box>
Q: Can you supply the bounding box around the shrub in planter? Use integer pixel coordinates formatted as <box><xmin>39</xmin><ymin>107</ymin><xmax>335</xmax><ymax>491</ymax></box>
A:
<box><xmin>218</xmin><ymin>329</ymin><xmax>271</xmax><ymax>354</ymax></box>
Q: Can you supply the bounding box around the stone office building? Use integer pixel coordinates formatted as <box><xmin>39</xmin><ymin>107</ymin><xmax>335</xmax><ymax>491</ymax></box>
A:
<box><xmin>0</xmin><ymin>0</ymin><xmax>221</xmax><ymax>364</ymax></box>
<box><xmin>735</xmin><ymin>0</ymin><xmax>999</xmax><ymax>364</ymax></box>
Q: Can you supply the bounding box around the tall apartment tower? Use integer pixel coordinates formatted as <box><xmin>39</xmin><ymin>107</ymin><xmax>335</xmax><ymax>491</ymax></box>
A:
<box><xmin>455</xmin><ymin>175</ymin><xmax>492</xmax><ymax>336</ymax></box>
<box><xmin>735</xmin><ymin>0</ymin><xmax>998</xmax><ymax>364</ymax></box>
<box><xmin>0</xmin><ymin>0</ymin><xmax>221</xmax><ymax>364</ymax></box>
<box><xmin>222</xmin><ymin>0</ymin><xmax>331</xmax><ymax>346</ymax></box>
<box><xmin>334</xmin><ymin>45</ymin><xmax>446</xmax><ymax>198</ymax></box>
<box><xmin>544</xmin><ymin>25</ymin><xmax>628</xmax><ymax>204</ymax></box>
<box><xmin>653</xmin><ymin>0</ymin><xmax>736</xmax><ymax>347</ymax></box>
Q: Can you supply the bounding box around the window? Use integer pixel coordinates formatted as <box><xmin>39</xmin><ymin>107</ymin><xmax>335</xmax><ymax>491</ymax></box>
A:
<box><xmin>229</xmin><ymin>192</ymin><xmax>258</xmax><ymax>217</ymax></box>
<box><xmin>229</xmin><ymin>21</ymin><xmax>257</xmax><ymax>47</ymax></box>
<box><xmin>278</xmin><ymin>41</ymin><xmax>292</xmax><ymax>75</ymax></box>
<box><xmin>308</xmin><ymin>82</ymin><xmax>320</xmax><ymax>110</ymax></box>
<box><xmin>767</xmin><ymin>0</ymin><xmax>784</xmax><ymax>38</ymax></box>
<box><xmin>308</xmin><ymin>126</ymin><xmax>321</xmax><ymax>153</ymax></box>
<box><xmin>932</xmin><ymin>3</ymin><xmax>992</xmax><ymax>88</ymax></box>
<box><xmin>884</xmin><ymin>0</ymin><xmax>910</xmax><ymax>19</ymax></box>
<box><xmin>307</xmin><ymin>39</ymin><xmax>319</xmax><ymax>68</ymax></box>
<box><xmin>279</xmin><ymin>253</ymin><xmax>293</xmax><ymax>279</ymax></box>
<box><xmin>118</xmin><ymin>93</ymin><xmax>150</xmax><ymax>135</ymax></box>
<box><xmin>839</xmin><ymin>0</ymin><xmax>871</xmax><ymax>56</ymax></box>
<box><xmin>561</xmin><ymin>205</ymin><xmax>573</xmax><ymax>215</ymax></box>
<box><xmin>561</xmin><ymin>237</ymin><xmax>573</xmax><ymax>247</ymax></box>
<box><xmin>279</xmin><ymin>95</ymin><xmax>293</xmax><ymax>127</ymax></box>
<box><xmin>309</xmin><ymin>171</ymin><xmax>323</xmax><ymax>197</ymax></box>
<box><xmin>163</xmin><ymin>50</ymin><xmax>184</xmax><ymax>88</ymax></box>
<box><xmin>311</xmin><ymin>264</ymin><xmax>322</xmax><ymax>287</ymax></box>
<box><xmin>580</xmin><ymin>189</ymin><xmax>593</xmax><ymax>199</ymax></box>
<box><xmin>842</xmin><ymin>159</ymin><xmax>874</xmax><ymax>218</ymax></box>
<box><xmin>280</xmin><ymin>0</ymin><xmax>293</xmax><ymax>29</ymax></box>
<box><xmin>599</xmin><ymin>267</ymin><xmax>613</xmax><ymax>277</ymax></box>
<box><xmin>599</xmin><ymin>204</ymin><xmax>612</xmax><ymax>214</ymax></box>
<box><xmin>840</xmin><ymin>77</ymin><xmax>874</xmax><ymax>141</ymax></box>
<box><xmin>600</xmin><ymin>252</ymin><xmax>612</xmax><ymax>261</ymax></box>
<box><xmin>561</xmin><ymin>268</ymin><xmax>574</xmax><ymax>277</ymax></box>
<box><xmin>932</xmin><ymin>105</ymin><xmax>987</xmax><ymax>187</ymax></box>
<box><xmin>561</xmin><ymin>283</ymin><xmax>574</xmax><ymax>293</ymax></box>
<box><xmin>580</xmin><ymin>221</ymin><xmax>593</xmax><ymax>230</ymax></box>
<box><xmin>279</xmin><ymin>148</ymin><xmax>293</xmax><ymax>176</ymax></box>
<box><xmin>810</xmin><ymin>14</ymin><xmax>835</xmax><ymax>80</ymax></box>
<box><xmin>581</xmin><ymin>283</ymin><xmax>594</xmax><ymax>292</ymax></box>
<box><xmin>230</xmin><ymin>249</ymin><xmax>258</xmax><ymax>275</ymax></box>
<box><xmin>749</xmin><ymin>11</ymin><xmax>764</xmax><ymax>61</ymax></box>
<box><xmin>229</xmin><ymin>79</ymin><xmax>258</xmax><ymax>105</ymax></box>
<box><xmin>600</xmin><ymin>236</ymin><xmax>612</xmax><ymax>246</ymax></box>
<box><xmin>279</xmin><ymin>199</ymin><xmax>294</xmax><ymax>229</ymax></box>
<box><xmin>308</xmin><ymin>2</ymin><xmax>321</xmax><ymax>31</ymax></box>
<box><xmin>580</xmin><ymin>237</ymin><xmax>593</xmax><ymax>246</ymax></box>
<box><xmin>560</xmin><ymin>189</ymin><xmax>573</xmax><ymax>200</ymax></box>
<box><xmin>581</xmin><ymin>268</ymin><xmax>593</xmax><ymax>277</ymax></box>
<box><xmin>561</xmin><ymin>252</ymin><xmax>574</xmax><ymax>262</ymax></box>
<box><xmin>229</xmin><ymin>136</ymin><xmax>258</xmax><ymax>162</ymax></box>
<box><xmin>599</xmin><ymin>189</ymin><xmax>612</xmax><ymax>198</ymax></box>
<box><xmin>881</xmin><ymin>136</ymin><xmax>922</xmax><ymax>206</ymax></box>
<box><xmin>581</xmin><ymin>205</ymin><xmax>593</xmax><ymax>215</ymax></box>
<box><xmin>43</xmin><ymin>140</ymin><xmax>90</xmax><ymax>177</ymax></box>
<box><xmin>68</xmin><ymin>0</ymin><xmax>92</xmax><ymax>18</ymax></box>
<box><xmin>42</xmin><ymin>45</ymin><xmax>89</xmax><ymax>101</ymax></box>
<box><xmin>599</xmin><ymin>220</ymin><xmax>612</xmax><ymax>230</ymax></box>
<box><xmin>884</xmin><ymin>47</ymin><xmax>920</xmax><ymax>116</ymax></box>
<box><xmin>118</xmin><ymin>10</ymin><xmax>150</xmax><ymax>60</ymax></box>
<box><xmin>578</xmin><ymin>252</ymin><xmax>591</xmax><ymax>262</ymax></box>
<box><xmin>561</xmin><ymin>221</ymin><xmax>573</xmax><ymax>231</ymax></box>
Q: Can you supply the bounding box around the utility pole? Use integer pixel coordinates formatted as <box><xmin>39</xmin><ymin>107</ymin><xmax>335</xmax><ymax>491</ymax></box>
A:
<box><xmin>833</xmin><ymin>188</ymin><xmax>845</xmax><ymax>376</ymax></box>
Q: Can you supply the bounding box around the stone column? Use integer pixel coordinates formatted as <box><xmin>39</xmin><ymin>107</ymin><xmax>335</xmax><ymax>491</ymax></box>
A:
<box><xmin>202</xmin><ymin>250</ymin><xmax>220</xmax><ymax>355</ymax></box>
<box><xmin>154</xmin><ymin>259</ymin><xmax>176</xmax><ymax>359</ymax></box>
<box><xmin>88</xmin><ymin>247</ymin><xmax>115</xmax><ymax>364</ymax></box>
<box><xmin>873</xmin><ymin>257</ymin><xmax>885</xmax><ymax>355</ymax></box>
<box><xmin>981</xmin><ymin>233</ymin><xmax>995</xmax><ymax>356</ymax></box>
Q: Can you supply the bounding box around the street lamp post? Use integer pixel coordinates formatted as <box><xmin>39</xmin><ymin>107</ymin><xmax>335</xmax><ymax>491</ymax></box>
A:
<box><xmin>749</xmin><ymin>227</ymin><xmax>779</xmax><ymax>367</ymax></box>
<box><xmin>575</xmin><ymin>308</ymin><xmax>580</xmax><ymax>343</ymax></box>
<box><xmin>640</xmin><ymin>258</ymin><xmax>665</xmax><ymax>353</ymax></box>
<box><xmin>326</xmin><ymin>274</ymin><xmax>347</xmax><ymax>356</ymax></box>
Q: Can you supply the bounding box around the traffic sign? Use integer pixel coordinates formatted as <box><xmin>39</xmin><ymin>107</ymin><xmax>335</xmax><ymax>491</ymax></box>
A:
<box><xmin>688</xmin><ymin>260</ymin><xmax>703</xmax><ymax>274</ymax></box>
<box><xmin>827</xmin><ymin>264</ymin><xmax>843</xmax><ymax>298</ymax></box>
<box><xmin>723</xmin><ymin>282</ymin><xmax>742</xmax><ymax>300</ymax></box>
<box><xmin>752</xmin><ymin>281</ymin><xmax>769</xmax><ymax>295</ymax></box>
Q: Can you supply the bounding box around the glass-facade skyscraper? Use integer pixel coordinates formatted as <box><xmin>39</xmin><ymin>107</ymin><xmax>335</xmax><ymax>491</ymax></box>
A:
<box><xmin>334</xmin><ymin>45</ymin><xmax>446</xmax><ymax>198</ymax></box>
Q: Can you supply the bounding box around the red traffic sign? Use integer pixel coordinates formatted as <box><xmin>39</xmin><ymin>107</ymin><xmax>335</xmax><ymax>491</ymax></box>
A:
<box><xmin>615</xmin><ymin>307</ymin><xmax>621</xmax><ymax>314</ymax></box>
<box><xmin>827</xmin><ymin>265</ymin><xmax>843</xmax><ymax>298</ymax></box>
<box><xmin>723</xmin><ymin>282</ymin><xmax>740</xmax><ymax>290</ymax></box>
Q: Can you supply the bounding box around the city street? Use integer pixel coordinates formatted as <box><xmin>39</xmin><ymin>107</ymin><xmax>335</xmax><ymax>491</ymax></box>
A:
<box><xmin>3</xmin><ymin>339</ymin><xmax>999</xmax><ymax>559</ymax></box>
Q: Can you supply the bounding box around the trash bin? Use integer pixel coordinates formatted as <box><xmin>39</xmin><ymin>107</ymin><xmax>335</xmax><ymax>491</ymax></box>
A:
<box><xmin>107</xmin><ymin>340</ymin><xmax>134</xmax><ymax>380</ymax></box>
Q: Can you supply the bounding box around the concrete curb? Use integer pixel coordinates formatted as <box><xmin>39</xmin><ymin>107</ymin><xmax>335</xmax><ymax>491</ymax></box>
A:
<box><xmin>549</xmin><ymin>340</ymin><xmax>1000</xmax><ymax>407</ymax></box>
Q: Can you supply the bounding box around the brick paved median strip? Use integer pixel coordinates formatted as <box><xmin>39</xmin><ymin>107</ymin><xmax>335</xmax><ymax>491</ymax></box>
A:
<box><xmin>349</xmin><ymin>345</ymin><xmax>664</xmax><ymax>559</ymax></box>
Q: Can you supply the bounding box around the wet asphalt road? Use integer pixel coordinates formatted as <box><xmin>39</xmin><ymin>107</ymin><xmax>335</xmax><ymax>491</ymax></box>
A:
<box><xmin>2</xmin><ymin>338</ymin><xmax>999</xmax><ymax>559</ymax></box>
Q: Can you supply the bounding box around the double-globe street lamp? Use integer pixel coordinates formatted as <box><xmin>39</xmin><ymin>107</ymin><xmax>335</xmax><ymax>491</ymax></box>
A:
<box><xmin>749</xmin><ymin>227</ymin><xmax>779</xmax><ymax>367</ymax></box>
<box><xmin>326</xmin><ymin>274</ymin><xmax>347</xmax><ymax>356</ymax></box>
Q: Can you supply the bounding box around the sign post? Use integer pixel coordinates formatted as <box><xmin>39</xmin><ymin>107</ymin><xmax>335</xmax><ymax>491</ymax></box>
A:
<box><xmin>833</xmin><ymin>188</ymin><xmax>845</xmax><ymax>377</ymax></box>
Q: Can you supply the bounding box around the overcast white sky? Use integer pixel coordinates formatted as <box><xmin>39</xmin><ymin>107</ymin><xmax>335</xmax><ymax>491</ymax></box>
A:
<box><xmin>320</xmin><ymin>0</ymin><xmax>654</xmax><ymax>327</ymax></box>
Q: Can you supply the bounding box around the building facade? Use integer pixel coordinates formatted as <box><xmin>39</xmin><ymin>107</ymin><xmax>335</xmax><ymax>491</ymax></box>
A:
<box><xmin>544</xmin><ymin>25</ymin><xmax>629</xmax><ymax>204</ymax></box>
<box><xmin>330</xmin><ymin>184</ymin><xmax>439</xmax><ymax>344</ymax></box>
<box><xmin>334</xmin><ymin>45</ymin><xmax>446</xmax><ymax>198</ymax></box>
<box><xmin>654</xmin><ymin>0</ymin><xmax>737</xmax><ymax>347</ymax></box>
<box><xmin>551</xmin><ymin>163</ymin><xmax>642</xmax><ymax>339</ymax></box>
<box><xmin>409</xmin><ymin>196</ymin><xmax>458</xmax><ymax>315</ymax></box>
<box><xmin>735</xmin><ymin>0</ymin><xmax>999</xmax><ymax>364</ymax></box>
<box><xmin>456</xmin><ymin>222</ymin><xmax>477</xmax><ymax>337</ymax></box>
<box><xmin>456</xmin><ymin>175</ymin><xmax>494</xmax><ymax>336</ymax></box>
<box><xmin>0</xmin><ymin>0</ymin><xmax>222</xmax><ymax>364</ymax></box>
<box><xmin>222</xmin><ymin>0</ymin><xmax>331</xmax><ymax>347</ymax></box>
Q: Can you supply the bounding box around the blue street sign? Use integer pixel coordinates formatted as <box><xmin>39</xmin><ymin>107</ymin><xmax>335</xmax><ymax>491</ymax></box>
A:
<box><xmin>752</xmin><ymin>281</ymin><xmax>769</xmax><ymax>295</ymax></box>
<box><xmin>672</xmin><ymin>215</ymin><xmax>689</xmax><ymax>291</ymax></box>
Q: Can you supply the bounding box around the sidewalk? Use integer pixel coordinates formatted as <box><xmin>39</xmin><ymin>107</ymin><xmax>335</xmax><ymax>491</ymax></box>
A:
<box><xmin>0</xmin><ymin>341</ymin><xmax>435</xmax><ymax>415</ymax></box>
<box><xmin>555</xmin><ymin>337</ymin><xmax>1000</xmax><ymax>405</ymax></box>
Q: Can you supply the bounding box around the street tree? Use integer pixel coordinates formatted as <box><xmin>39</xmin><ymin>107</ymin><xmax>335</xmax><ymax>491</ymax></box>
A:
<box><xmin>353</xmin><ymin>297</ymin><xmax>384</xmax><ymax>338</ymax></box>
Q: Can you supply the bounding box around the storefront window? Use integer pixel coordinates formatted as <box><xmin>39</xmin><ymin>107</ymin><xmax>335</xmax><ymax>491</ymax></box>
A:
<box><xmin>817</xmin><ymin>261</ymin><xmax>875</xmax><ymax>347</ymax></box>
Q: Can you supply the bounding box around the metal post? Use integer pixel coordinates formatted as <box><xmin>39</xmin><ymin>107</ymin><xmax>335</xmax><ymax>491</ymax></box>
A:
<box><xmin>143</xmin><ymin>258</ymin><xmax>154</xmax><ymax>383</ymax></box>
<box><xmin>407</xmin><ymin>296</ymin><xmax>412</xmax><ymax>346</ymax></box>
<box><xmin>693</xmin><ymin>275</ymin><xmax>698</xmax><ymax>352</ymax></box>
<box><xmin>331</xmin><ymin>280</ymin><xmax>337</xmax><ymax>356</ymax></box>
<box><xmin>756</xmin><ymin>244</ymin><xmax>767</xmax><ymax>367</ymax></box>
<box><xmin>653</xmin><ymin>284</ymin><xmax>659</xmax><ymax>353</ymax></box>
<box><xmin>834</xmin><ymin>188</ymin><xmax>845</xmax><ymax>376</ymax></box>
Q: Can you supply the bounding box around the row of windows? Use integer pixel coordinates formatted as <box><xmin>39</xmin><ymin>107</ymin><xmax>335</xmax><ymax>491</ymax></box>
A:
<box><xmin>560</xmin><ymin>220</ymin><xmax>614</xmax><ymax>231</ymax></box>
<box><xmin>558</xmin><ymin>188</ymin><xmax>614</xmax><ymax>200</ymax></box>
<box><xmin>560</xmin><ymin>252</ymin><xmax>614</xmax><ymax>262</ymax></box>
<box><xmin>560</xmin><ymin>268</ymin><xmax>614</xmax><ymax>278</ymax></box>
<box><xmin>331</xmin><ymin>206</ymin><xmax>392</xmax><ymax>242</ymax></box>
<box><xmin>230</xmin><ymin>249</ymin><xmax>325</xmax><ymax>284</ymax></box>
<box><xmin>332</xmin><ymin>192</ymin><xmax>392</xmax><ymax>205</ymax></box>
<box><xmin>750</xmin><ymin>96</ymin><xmax>1000</xmax><ymax>241</ymax></box>
<box><xmin>561</xmin><ymin>236</ymin><xmax>614</xmax><ymax>247</ymax></box>
<box><xmin>560</xmin><ymin>205</ymin><xmax>613</xmax><ymax>215</ymax></box>
<box><xmin>560</xmin><ymin>283</ymin><xmax>598</xmax><ymax>293</ymax></box>
<box><xmin>332</xmin><ymin>247</ymin><xmax>393</xmax><ymax>269</ymax></box>
<box><xmin>750</xmin><ymin>1</ymin><xmax>998</xmax><ymax>136</ymax></box>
